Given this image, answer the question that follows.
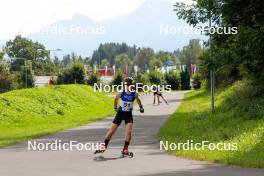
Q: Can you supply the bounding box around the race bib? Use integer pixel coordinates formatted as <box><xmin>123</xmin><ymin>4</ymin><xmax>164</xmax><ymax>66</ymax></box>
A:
<box><xmin>120</xmin><ymin>100</ymin><xmax>133</xmax><ymax>112</ymax></box>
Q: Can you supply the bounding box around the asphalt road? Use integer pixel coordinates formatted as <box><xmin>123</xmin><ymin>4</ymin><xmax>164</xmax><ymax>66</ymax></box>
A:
<box><xmin>0</xmin><ymin>92</ymin><xmax>263</xmax><ymax>176</ymax></box>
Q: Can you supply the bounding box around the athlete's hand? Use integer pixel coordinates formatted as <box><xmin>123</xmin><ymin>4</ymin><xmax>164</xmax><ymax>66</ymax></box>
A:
<box><xmin>139</xmin><ymin>106</ymin><xmax>144</xmax><ymax>113</ymax></box>
<box><xmin>114</xmin><ymin>107</ymin><xmax>119</xmax><ymax>113</ymax></box>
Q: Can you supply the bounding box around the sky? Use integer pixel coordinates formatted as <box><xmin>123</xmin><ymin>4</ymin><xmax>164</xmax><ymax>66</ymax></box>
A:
<box><xmin>0</xmin><ymin>0</ymin><xmax>194</xmax><ymax>40</ymax></box>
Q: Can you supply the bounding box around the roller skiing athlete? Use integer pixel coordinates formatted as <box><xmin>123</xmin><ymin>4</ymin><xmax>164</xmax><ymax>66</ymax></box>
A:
<box><xmin>153</xmin><ymin>85</ymin><xmax>168</xmax><ymax>105</ymax></box>
<box><xmin>94</xmin><ymin>77</ymin><xmax>144</xmax><ymax>158</ymax></box>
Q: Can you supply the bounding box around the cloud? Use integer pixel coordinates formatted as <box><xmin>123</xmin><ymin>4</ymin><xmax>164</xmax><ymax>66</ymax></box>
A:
<box><xmin>0</xmin><ymin>0</ymin><xmax>146</xmax><ymax>40</ymax></box>
<box><xmin>0</xmin><ymin>0</ymin><xmax>194</xmax><ymax>40</ymax></box>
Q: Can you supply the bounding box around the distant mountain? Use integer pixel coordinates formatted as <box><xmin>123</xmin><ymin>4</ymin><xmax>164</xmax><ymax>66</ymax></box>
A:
<box><xmin>14</xmin><ymin>0</ymin><xmax>207</xmax><ymax>57</ymax></box>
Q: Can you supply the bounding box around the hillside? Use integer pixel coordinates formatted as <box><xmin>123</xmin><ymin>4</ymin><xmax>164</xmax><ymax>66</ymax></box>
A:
<box><xmin>159</xmin><ymin>81</ymin><xmax>264</xmax><ymax>168</ymax></box>
<box><xmin>0</xmin><ymin>85</ymin><xmax>114</xmax><ymax>147</ymax></box>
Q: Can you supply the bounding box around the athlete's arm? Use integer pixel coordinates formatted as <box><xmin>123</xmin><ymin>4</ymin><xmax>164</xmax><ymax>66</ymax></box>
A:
<box><xmin>135</xmin><ymin>93</ymin><xmax>143</xmax><ymax>107</ymax></box>
<box><xmin>136</xmin><ymin>93</ymin><xmax>144</xmax><ymax>113</ymax></box>
<box><xmin>114</xmin><ymin>92</ymin><xmax>122</xmax><ymax>109</ymax></box>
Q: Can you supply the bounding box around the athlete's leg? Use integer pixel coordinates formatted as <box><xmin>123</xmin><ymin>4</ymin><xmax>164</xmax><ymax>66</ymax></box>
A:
<box><xmin>95</xmin><ymin>119</ymin><xmax>120</xmax><ymax>153</ymax></box>
<box><xmin>153</xmin><ymin>94</ymin><xmax>156</xmax><ymax>104</ymax></box>
<box><xmin>160</xmin><ymin>95</ymin><xmax>168</xmax><ymax>104</ymax></box>
<box><xmin>123</xmin><ymin>122</ymin><xmax>133</xmax><ymax>154</ymax></box>
<box><xmin>157</xmin><ymin>95</ymin><xmax>161</xmax><ymax>104</ymax></box>
<box><xmin>103</xmin><ymin>111</ymin><xmax>122</xmax><ymax>147</ymax></box>
<box><xmin>125</xmin><ymin>122</ymin><xmax>133</xmax><ymax>142</ymax></box>
<box><xmin>105</xmin><ymin>123</ymin><xmax>119</xmax><ymax>143</ymax></box>
<box><xmin>95</xmin><ymin>123</ymin><xmax>118</xmax><ymax>153</ymax></box>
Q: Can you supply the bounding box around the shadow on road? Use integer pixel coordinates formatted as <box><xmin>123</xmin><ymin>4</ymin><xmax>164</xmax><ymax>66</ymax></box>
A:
<box><xmin>93</xmin><ymin>156</ymin><xmax>122</xmax><ymax>162</ymax></box>
<box><xmin>167</xmin><ymin>99</ymin><xmax>184</xmax><ymax>103</ymax></box>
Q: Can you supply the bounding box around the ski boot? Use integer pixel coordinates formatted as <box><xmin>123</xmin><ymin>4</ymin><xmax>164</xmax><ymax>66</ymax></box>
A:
<box><xmin>121</xmin><ymin>147</ymin><xmax>134</xmax><ymax>158</ymax></box>
<box><xmin>94</xmin><ymin>143</ymin><xmax>106</xmax><ymax>154</ymax></box>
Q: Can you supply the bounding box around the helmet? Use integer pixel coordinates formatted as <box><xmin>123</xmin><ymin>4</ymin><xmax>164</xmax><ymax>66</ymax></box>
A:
<box><xmin>125</xmin><ymin>77</ymin><xmax>133</xmax><ymax>86</ymax></box>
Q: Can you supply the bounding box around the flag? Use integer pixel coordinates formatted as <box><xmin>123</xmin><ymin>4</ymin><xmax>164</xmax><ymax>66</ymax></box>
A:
<box><xmin>191</xmin><ymin>64</ymin><xmax>197</xmax><ymax>75</ymax></box>
<box><xmin>125</xmin><ymin>64</ymin><xmax>128</xmax><ymax>77</ymax></box>
<box><xmin>105</xmin><ymin>65</ymin><xmax>108</xmax><ymax>76</ymax></box>
<box><xmin>194</xmin><ymin>64</ymin><xmax>197</xmax><ymax>74</ymax></box>
<box><xmin>94</xmin><ymin>65</ymin><xmax>97</xmax><ymax>74</ymax></box>
<box><xmin>113</xmin><ymin>65</ymin><xmax>116</xmax><ymax>76</ymax></box>
<box><xmin>134</xmin><ymin>65</ymin><xmax>138</xmax><ymax>76</ymax></box>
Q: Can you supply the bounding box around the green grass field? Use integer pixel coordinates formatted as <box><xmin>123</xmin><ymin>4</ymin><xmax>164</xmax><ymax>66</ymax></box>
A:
<box><xmin>0</xmin><ymin>85</ymin><xmax>114</xmax><ymax>147</ymax></box>
<box><xmin>159</xmin><ymin>81</ymin><xmax>264</xmax><ymax>168</ymax></box>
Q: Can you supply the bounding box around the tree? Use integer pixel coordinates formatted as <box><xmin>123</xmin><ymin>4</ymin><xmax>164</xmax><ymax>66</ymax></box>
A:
<box><xmin>134</xmin><ymin>48</ymin><xmax>156</xmax><ymax>72</ymax></box>
<box><xmin>83</xmin><ymin>57</ymin><xmax>91</xmax><ymax>66</ymax></box>
<box><xmin>5</xmin><ymin>35</ymin><xmax>50</xmax><ymax>74</ymax></box>
<box><xmin>156</xmin><ymin>51</ymin><xmax>178</xmax><ymax>64</ymax></box>
<box><xmin>33</xmin><ymin>57</ymin><xmax>54</xmax><ymax>76</ymax></box>
<box><xmin>114</xmin><ymin>54</ymin><xmax>132</xmax><ymax>72</ymax></box>
<box><xmin>53</xmin><ymin>56</ymin><xmax>61</xmax><ymax>74</ymax></box>
<box><xmin>61</xmin><ymin>54</ymin><xmax>71</xmax><ymax>67</ymax></box>
<box><xmin>148</xmin><ymin>70</ymin><xmax>164</xmax><ymax>85</ymax></box>
<box><xmin>180</xmin><ymin>68</ymin><xmax>191</xmax><ymax>90</ymax></box>
<box><xmin>101</xmin><ymin>59</ymin><xmax>110</xmax><ymax>68</ymax></box>
<box><xmin>179</xmin><ymin>39</ymin><xmax>202</xmax><ymax>66</ymax></box>
<box><xmin>174</xmin><ymin>0</ymin><xmax>264</xmax><ymax>87</ymax></box>
<box><xmin>134</xmin><ymin>73</ymin><xmax>150</xmax><ymax>85</ymax></box>
<box><xmin>134</xmin><ymin>73</ymin><xmax>150</xmax><ymax>92</ymax></box>
<box><xmin>0</xmin><ymin>60</ymin><xmax>18</xmax><ymax>92</ymax></box>
<box><xmin>111</xmin><ymin>72</ymin><xmax>124</xmax><ymax>87</ymax></box>
<box><xmin>149</xmin><ymin>58</ymin><xmax>162</xmax><ymax>70</ymax></box>
<box><xmin>19</xmin><ymin>60</ymin><xmax>35</xmax><ymax>88</ymax></box>
<box><xmin>165</xmin><ymin>71</ymin><xmax>180</xmax><ymax>90</ymax></box>
<box><xmin>87</xmin><ymin>73</ymin><xmax>100</xmax><ymax>86</ymax></box>
<box><xmin>91</xmin><ymin>43</ymin><xmax>139</xmax><ymax>66</ymax></box>
<box><xmin>0</xmin><ymin>51</ymin><xmax>4</xmax><ymax>61</ymax></box>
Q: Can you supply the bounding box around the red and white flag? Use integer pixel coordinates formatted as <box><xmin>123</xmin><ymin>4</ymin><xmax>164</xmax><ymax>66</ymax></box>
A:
<box><xmin>125</xmin><ymin>64</ymin><xmax>128</xmax><ymax>77</ymax></box>
<box><xmin>113</xmin><ymin>65</ymin><xmax>116</xmax><ymax>76</ymax></box>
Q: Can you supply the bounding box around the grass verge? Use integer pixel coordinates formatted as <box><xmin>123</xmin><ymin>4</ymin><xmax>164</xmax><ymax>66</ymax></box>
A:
<box><xmin>0</xmin><ymin>84</ymin><xmax>114</xmax><ymax>147</ymax></box>
<box><xmin>159</xmin><ymin>81</ymin><xmax>264</xmax><ymax>168</ymax></box>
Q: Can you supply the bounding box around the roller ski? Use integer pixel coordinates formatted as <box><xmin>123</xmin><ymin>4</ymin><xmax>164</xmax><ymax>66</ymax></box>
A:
<box><xmin>94</xmin><ymin>143</ymin><xmax>106</xmax><ymax>154</ymax></box>
<box><xmin>121</xmin><ymin>147</ymin><xmax>134</xmax><ymax>158</ymax></box>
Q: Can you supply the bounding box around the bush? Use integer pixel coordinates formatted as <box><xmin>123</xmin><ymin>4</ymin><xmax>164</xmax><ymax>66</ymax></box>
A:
<box><xmin>111</xmin><ymin>72</ymin><xmax>124</xmax><ymax>86</ymax></box>
<box><xmin>134</xmin><ymin>73</ymin><xmax>150</xmax><ymax>92</ymax></box>
<box><xmin>223</xmin><ymin>80</ymin><xmax>264</xmax><ymax>120</ymax></box>
<box><xmin>87</xmin><ymin>73</ymin><xmax>99</xmax><ymax>86</ymax></box>
<box><xmin>57</xmin><ymin>62</ymin><xmax>85</xmax><ymax>84</ymax></box>
<box><xmin>192</xmin><ymin>73</ymin><xmax>202</xmax><ymax>89</ymax></box>
<box><xmin>0</xmin><ymin>62</ymin><xmax>18</xmax><ymax>93</ymax></box>
<box><xmin>0</xmin><ymin>74</ymin><xmax>17</xmax><ymax>93</ymax></box>
<box><xmin>165</xmin><ymin>70</ymin><xmax>180</xmax><ymax>90</ymax></box>
<box><xmin>148</xmin><ymin>70</ymin><xmax>164</xmax><ymax>84</ymax></box>
<box><xmin>180</xmin><ymin>68</ymin><xmax>191</xmax><ymax>90</ymax></box>
<box><xmin>134</xmin><ymin>73</ymin><xmax>149</xmax><ymax>85</ymax></box>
